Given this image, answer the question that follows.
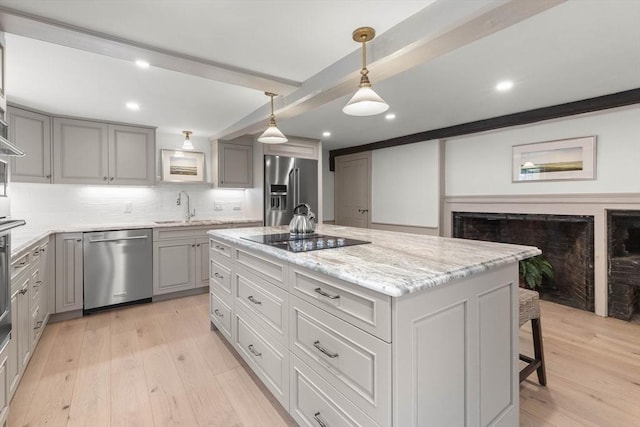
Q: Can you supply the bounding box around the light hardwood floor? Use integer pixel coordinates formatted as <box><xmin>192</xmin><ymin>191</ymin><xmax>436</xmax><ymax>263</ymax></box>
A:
<box><xmin>8</xmin><ymin>294</ymin><xmax>640</xmax><ymax>427</ymax></box>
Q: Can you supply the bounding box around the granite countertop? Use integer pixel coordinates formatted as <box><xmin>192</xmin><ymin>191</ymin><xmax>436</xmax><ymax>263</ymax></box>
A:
<box><xmin>11</xmin><ymin>218</ymin><xmax>261</xmax><ymax>257</ymax></box>
<box><xmin>209</xmin><ymin>225</ymin><xmax>541</xmax><ymax>297</ymax></box>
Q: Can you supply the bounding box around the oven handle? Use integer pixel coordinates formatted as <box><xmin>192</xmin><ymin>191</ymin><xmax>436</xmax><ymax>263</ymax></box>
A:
<box><xmin>0</xmin><ymin>219</ymin><xmax>26</xmax><ymax>234</ymax></box>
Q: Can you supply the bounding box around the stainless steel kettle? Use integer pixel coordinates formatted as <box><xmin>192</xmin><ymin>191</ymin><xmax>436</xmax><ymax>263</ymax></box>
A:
<box><xmin>289</xmin><ymin>203</ymin><xmax>316</xmax><ymax>235</ymax></box>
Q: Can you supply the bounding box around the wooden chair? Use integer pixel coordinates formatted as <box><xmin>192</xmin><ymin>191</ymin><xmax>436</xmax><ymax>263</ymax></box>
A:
<box><xmin>519</xmin><ymin>288</ymin><xmax>547</xmax><ymax>385</ymax></box>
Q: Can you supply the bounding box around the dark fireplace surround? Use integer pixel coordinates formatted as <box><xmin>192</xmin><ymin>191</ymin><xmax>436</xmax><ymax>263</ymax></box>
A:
<box><xmin>608</xmin><ymin>211</ymin><xmax>640</xmax><ymax>321</ymax></box>
<box><xmin>453</xmin><ymin>212</ymin><xmax>595</xmax><ymax>312</ymax></box>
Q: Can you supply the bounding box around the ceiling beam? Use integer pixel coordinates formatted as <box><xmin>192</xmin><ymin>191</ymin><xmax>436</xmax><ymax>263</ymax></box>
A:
<box><xmin>328</xmin><ymin>88</ymin><xmax>640</xmax><ymax>171</ymax></box>
<box><xmin>0</xmin><ymin>6</ymin><xmax>300</xmax><ymax>94</ymax></box>
<box><xmin>212</xmin><ymin>0</ymin><xmax>567</xmax><ymax>141</ymax></box>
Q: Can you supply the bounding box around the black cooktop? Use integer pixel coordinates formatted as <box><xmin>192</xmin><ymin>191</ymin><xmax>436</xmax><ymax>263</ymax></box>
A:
<box><xmin>242</xmin><ymin>233</ymin><xmax>371</xmax><ymax>252</ymax></box>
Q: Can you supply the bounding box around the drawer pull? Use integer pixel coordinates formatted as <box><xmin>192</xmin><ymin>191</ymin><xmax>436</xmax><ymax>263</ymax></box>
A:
<box><xmin>213</xmin><ymin>309</ymin><xmax>224</xmax><ymax>318</ymax></box>
<box><xmin>314</xmin><ymin>287</ymin><xmax>340</xmax><ymax>300</ymax></box>
<box><xmin>247</xmin><ymin>295</ymin><xmax>262</xmax><ymax>305</ymax></box>
<box><xmin>248</xmin><ymin>344</ymin><xmax>262</xmax><ymax>357</ymax></box>
<box><xmin>313</xmin><ymin>340</ymin><xmax>339</xmax><ymax>359</ymax></box>
<box><xmin>313</xmin><ymin>412</ymin><xmax>328</xmax><ymax>427</ymax></box>
<box><xmin>214</xmin><ymin>272</ymin><xmax>224</xmax><ymax>279</ymax></box>
<box><xmin>14</xmin><ymin>262</ymin><xmax>26</xmax><ymax>269</ymax></box>
<box><xmin>215</xmin><ymin>245</ymin><xmax>226</xmax><ymax>251</ymax></box>
<box><xmin>19</xmin><ymin>289</ymin><xmax>27</xmax><ymax>295</ymax></box>
<box><xmin>34</xmin><ymin>321</ymin><xmax>43</xmax><ymax>330</ymax></box>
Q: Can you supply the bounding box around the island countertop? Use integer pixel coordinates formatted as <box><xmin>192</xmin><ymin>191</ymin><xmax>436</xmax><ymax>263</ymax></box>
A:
<box><xmin>209</xmin><ymin>224</ymin><xmax>540</xmax><ymax>297</ymax></box>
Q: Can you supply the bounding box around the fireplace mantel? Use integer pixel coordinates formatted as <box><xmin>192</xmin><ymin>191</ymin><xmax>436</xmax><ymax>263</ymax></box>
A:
<box><xmin>444</xmin><ymin>193</ymin><xmax>640</xmax><ymax>317</ymax></box>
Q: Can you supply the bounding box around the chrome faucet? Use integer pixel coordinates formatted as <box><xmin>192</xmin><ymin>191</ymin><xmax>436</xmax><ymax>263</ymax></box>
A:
<box><xmin>176</xmin><ymin>191</ymin><xmax>196</xmax><ymax>222</ymax></box>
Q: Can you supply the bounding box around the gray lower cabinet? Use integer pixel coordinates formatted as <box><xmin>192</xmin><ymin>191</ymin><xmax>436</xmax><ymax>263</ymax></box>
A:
<box><xmin>8</xmin><ymin>237</ymin><xmax>53</xmax><ymax>403</ymax></box>
<box><xmin>0</xmin><ymin>337</ymin><xmax>8</xmax><ymax>427</ymax></box>
<box><xmin>53</xmin><ymin>117</ymin><xmax>155</xmax><ymax>186</ymax></box>
<box><xmin>8</xmin><ymin>106</ymin><xmax>52</xmax><ymax>183</ymax></box>
<box><xmin>55</xmin><ymin>233</ymin><xmax>84</xmax><ymax>312</ymax></box>
<box><xmin>153</xmin><ymin>234</ymin><xmax>210</xmax><ymax>295</ymax></box>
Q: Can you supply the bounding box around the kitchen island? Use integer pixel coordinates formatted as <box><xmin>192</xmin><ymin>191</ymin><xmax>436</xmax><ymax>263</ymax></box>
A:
<box><xmin>208</xmin><ymin>225</ymin><xmax>540</xmax><ymax>427</ymax></box>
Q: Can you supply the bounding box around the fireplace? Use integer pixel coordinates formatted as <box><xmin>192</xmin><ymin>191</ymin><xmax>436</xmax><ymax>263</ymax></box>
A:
<box><xmin>607</xmin><ymin>210</ymin><xmax>640</xmax><ymax>321</ymax></box>
<box><xmin>453</xmin><ymin>212</ymin><xmax>595</xmax><ymax>312</ymax></box>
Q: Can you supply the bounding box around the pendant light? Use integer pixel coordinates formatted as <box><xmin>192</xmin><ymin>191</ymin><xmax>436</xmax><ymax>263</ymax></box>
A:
<box><xmin>182</xmin><ymin>130</ymin><xmax>194</xmax><ymax>150</ymax></box>
<box><xmin>343</xmin><ymin>27</ymin><xmax>389</xmax><ymax>116</ymax></box>
<box><xmin>257</xmin><ymin>92</ymin><xmax>288</xmax><ymax>144</ymax></box>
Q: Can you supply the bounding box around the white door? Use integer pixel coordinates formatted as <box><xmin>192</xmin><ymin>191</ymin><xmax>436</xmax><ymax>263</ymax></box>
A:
<box><xmin>335</xmin><ymin>152</ymin><xmax>371</xmax><ymax>228</ymax></box>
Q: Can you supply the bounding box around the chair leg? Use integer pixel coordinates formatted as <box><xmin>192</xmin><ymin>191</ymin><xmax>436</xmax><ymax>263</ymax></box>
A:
<box><xmin>531</xmin><ymin>318</ymin><xmax>547</xmax><ymax>386</ymax></box>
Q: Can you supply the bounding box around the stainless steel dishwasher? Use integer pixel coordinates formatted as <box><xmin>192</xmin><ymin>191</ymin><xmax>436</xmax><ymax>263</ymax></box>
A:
<box><xmin>83</xmin><ymin>229</ymin><xmax>153</xmax><ymax>312</ymax></box>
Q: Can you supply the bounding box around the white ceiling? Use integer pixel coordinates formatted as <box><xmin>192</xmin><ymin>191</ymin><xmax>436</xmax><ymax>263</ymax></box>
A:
<box><xmin>0</xmin><ymin>0</ymin><xmax>639</xmax><ymax>150</ymax></box>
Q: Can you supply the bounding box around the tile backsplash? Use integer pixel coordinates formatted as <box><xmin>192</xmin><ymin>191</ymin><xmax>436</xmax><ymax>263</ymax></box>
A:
<box><xmin>10</xmin><ymin>182</ymin><xmax>252</xmax><ymax>228</ymax></box>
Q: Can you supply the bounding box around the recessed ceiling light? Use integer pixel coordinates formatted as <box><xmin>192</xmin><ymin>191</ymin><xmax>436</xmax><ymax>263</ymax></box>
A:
<box><xmin>135</xmin><ymin>60</ymin><xmax>150</xmax><ymax>69</ymax></box>
<box><xmin>385</xmin><ymin>113</ymin><xmax>396</xmax><ymax>120</ymax></box>
<box><xmin>322</xmin><ymin>131</ymin><xmax>331</xmax><ymax>137</ymax></box>
<box><xmin>495</xmin><ymin>80</ymin><xmax>514</xmax><ymax>92</ymax></box>
<box><xmin>126</xmin><ymin>102</ymin><xmax>140</xmax><ymax>111</ymax></box>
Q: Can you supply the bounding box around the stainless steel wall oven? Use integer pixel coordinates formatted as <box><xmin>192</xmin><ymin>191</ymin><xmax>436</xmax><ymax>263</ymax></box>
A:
<box><xmin>0</xmin><ymin>219</ymin><xmax>26</xmax><ymax>348</ymax></box>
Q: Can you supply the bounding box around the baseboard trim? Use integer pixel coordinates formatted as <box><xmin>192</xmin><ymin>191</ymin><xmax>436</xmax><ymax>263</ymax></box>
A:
<box><xmin>152</xmin><ymin>286</ymin><xmax>208</xmax><ymax>302</ymax></box>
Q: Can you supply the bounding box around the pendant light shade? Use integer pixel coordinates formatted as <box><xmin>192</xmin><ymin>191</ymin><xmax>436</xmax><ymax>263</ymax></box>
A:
<box><xmin>258</xmin><ymin>92</ymin><xmax>288</xmax><ymax>144</ymax></box>
<box><xmin>343</xmin><ymin>27</ymin><xmax>389</xmax><ymax>116</ymax></box>
<box><xmin>182</xmin><ymin>130</ymin><xmax>194</xmax><ymax>150</ymax></box>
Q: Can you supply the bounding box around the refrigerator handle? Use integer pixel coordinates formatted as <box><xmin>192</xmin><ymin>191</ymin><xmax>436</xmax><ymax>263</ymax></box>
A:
<box><xmin>296</xmin><ymin>168</ymin><xmax>301</xmax><ymax>207</ymax></box>
<box><xmin>289</xmin><ymin>168</ymin><xmax>296</xmax><ymax>210</ymax></box>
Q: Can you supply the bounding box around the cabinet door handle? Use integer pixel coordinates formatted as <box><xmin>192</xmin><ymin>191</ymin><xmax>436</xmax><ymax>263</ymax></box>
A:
<box><xmin>213</xmin><ymin>309</ymin><xmax>224</xmax><ymax>318</ymax></box>
<box><xmin>358</xmin><ymin>208</ymin><xmax>369</xmax><ymax>214</ymax></box>
<box><xmin>34</xmin><ymin>321</ymin><xmax>43</xmax><ymax>330</ymax></box>
<box><xmin>197</xmin><ymin>244</ymin><xmax>200</xmax><ymax>247</ymax></box>
<box><xmin>103</xmin><ymin>176</ymin><xmax>108</xmax><ymax>181</ymax></box>
<box><xmin>247</xmin><ymin>295</ymin><xmax>262</xmax><ymax>305</ymax></box>
<box><xmin>110</xmin><ymin>177</ymin><xmax>114</xmax><ymax>181</ymax></box>
<box><xmin>214</xmin><ymin>272</ymin><xmax>223</xmax><ymax>279</ymax></box>
<box><xmin>192</xmin><ymin>244</ymin><xmax>196</xmax><ymax>248</ymax></box>
<box><xmin>248</xmin><ymin>344</ymin><xmax>261</xmax><ymax>357</ymax></box>
<box><xmin>313</xmin><ymin>340</ymin><xmax>339</xmax><ymax>358</ymax></box>
<box><xmin>314</xmin><ymin>287</ymin><xmax>340</xmax><ymax>300</ymax></box>
<box><xmin>46</xmin><ymin>174</ymin><xmax>51</xmax><ymax>179</ymax></box>
<box><xmin>19</xmin><ymin>289</ymin><xmax>27</xmax><ymax>295</ymax></box>
<box><xmin>313</xmin><ymin>412</ymin><xmax>328</xmax><ymax>427</ymax></box>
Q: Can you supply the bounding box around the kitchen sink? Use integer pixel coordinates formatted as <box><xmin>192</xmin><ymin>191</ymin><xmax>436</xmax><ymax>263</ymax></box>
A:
<box><xmin>154</xmin><ymin>219</ymin><xmax>220</xmax><ymax>225</ymax></box>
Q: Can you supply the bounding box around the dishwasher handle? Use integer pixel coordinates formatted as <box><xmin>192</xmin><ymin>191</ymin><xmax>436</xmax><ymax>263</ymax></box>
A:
<box><xmin>89</xmin><ymin>235</ymin><xmax>149</xmax><ymax>243</ymax></box>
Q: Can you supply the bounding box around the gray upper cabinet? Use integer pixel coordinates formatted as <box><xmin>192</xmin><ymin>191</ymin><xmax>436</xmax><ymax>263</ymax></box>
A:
<box><xmin>212</xmin><ymin>139</ymin><xmax>253</xmax><ymax>188</ymax></box>
<box><xmin>8</xmin><ymin>107</ymin><xmax>52</xmax><ymax>183</ymax></box>
<box><xmin>53</xmin><ymin>117</ymin><xmax>109</xmax><ymax>184</ymax></box>
<box><xmin>53</xmin><ymin>117</ymin><xmax>155</xmax><ymax>186</ymax></box>
<box><xmin>108</xmin><ymin>124</ymin><xmax>155</xmax><ymax>186</ymax></box>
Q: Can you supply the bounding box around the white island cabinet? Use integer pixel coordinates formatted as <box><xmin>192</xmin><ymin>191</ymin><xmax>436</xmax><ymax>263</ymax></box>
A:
<box><xmin>208</xmin><ymin>225</ymin><xmax>540</xmax><ymax>427</ymax></box>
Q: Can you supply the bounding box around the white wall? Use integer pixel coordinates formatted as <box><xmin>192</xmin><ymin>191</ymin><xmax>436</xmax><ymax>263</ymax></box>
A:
<box><xmin>371</xmin><ymin>140</ymin><xmax>440</xmax><ymax>227</ymax></box>
<box><xmin>445</xmin><ymin>107</ymin><xmax>640</xmax><ymax>196</ymax></box>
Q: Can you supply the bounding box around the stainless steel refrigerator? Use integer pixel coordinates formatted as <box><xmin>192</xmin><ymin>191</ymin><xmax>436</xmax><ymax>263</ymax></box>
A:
<box><xmin>264</xmin><ymin>155</ymin><xmax>318</xmax><ymax>227</ymax></box>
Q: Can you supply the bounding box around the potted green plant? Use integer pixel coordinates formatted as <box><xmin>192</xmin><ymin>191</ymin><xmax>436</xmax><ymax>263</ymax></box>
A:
<box><xmin>519</xmin><ymin>255</ymin><xmax>554</xmax><ymax>290</ymax></box>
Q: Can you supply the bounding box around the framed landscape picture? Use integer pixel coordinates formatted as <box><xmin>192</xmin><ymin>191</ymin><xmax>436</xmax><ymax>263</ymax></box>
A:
<box><xmin>512</xmin><ymin>136</ymin><xmax>596</xmax><ymax>182</ymax></box>
<box><xmin>161</xmin><ymin>149</ymin><xmax>205</xmax><ymax>182</ymax></box>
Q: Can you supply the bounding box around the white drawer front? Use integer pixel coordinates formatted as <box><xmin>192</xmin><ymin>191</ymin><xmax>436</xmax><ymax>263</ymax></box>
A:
<box><xmin>210</xmin><ymin>292</ymin><xmax>232</xmax><ymax>341</ymax></box>
<box><xmin>210</xmin><ymin>238</ymin><xmax>231</xmax><ymax>262</ymax></box>
<box><xmin>290</xmin><ymin>354</ymin><xmax>379</xmax><ymax>427</ymax></box>
<box><xmin>233</xmin><ymin>308</ymin><xmax>289</xmax><ymax>410</ymax></box>
<box><xmin>289</xmin><ymin>266</ymin><xmax>391</xmax><ymax>342</ymax></box>
<box><xmin>235</xmin><ymin>267</ymin><xmax>288</xmax><ymax>344</ymax></box>
<box><xmin>210</xmin><ymin>258</ymin><xmax>232</xmax><ymax>303</ymax></box>
<box><xmin>235</xmin><ymin>247</ymin><xmax>286</xmax><ymax>289</ymax></box>
<box><xmin>290</xmin><ymin>296</ymin><xmax>391</xmax><ymax>426</ymax></box>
